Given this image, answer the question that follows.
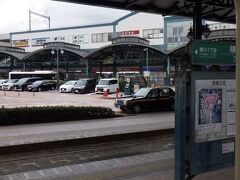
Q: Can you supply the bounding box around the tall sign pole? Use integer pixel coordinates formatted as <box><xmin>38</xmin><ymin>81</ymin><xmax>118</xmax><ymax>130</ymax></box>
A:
<box><xmin>234</xmin><ymin>1</ymin><xmax>240</xmax><ymax>179</ymax></box>
<box><xmin>29</xmin><ymin>10</ymin><xmax>51</xmax><ymax>31</ymax></box>
<box><xmin>29</xmin><ymin>9</ymin><xmax>31</xmax><ymax>31</ymax></box>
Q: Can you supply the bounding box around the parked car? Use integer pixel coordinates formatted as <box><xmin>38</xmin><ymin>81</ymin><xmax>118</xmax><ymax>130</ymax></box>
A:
<box><xmin>27</xmin><ymin>80</ymin><xmax>57</xmax><ymax>92</ymax></box>
<box><xmin>114</xmin><ymin>87</ymin><xmax>175</xmax><ymax>113</ymax></box>
<box><xmin>59</xmin><ymin>80</ymin><xmax>78</xmax><ymax>93</ymax></box>
<box><xmin>95</xmin><ymin>78</ymin><xmax>119</xmax><ymax>94</ymax></box>
<box><xmin>2</xmin><ymin>79</ymin><xmax>19</xmax><ymax>91</ymax></box>
<box><xmin>12</xmin><ymin>77</ymin><xmax>42</xmax><ymax>91</ymax></box>
<box><xmin>0</xmin><ymin>79</ymin><xmax>8</xmax><ymax>90</ymax></box>
<box><xmin>73</xmin><ymin>78</ymin><xmax>96</xmax><ymax>94</ymax></box>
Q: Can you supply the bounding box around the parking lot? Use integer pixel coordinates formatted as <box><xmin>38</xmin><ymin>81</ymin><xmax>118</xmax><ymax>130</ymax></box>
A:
<box><xmin>0</xmin><ymin>91</ymin><xmax>120</xmax><ymax>112</ymax></box>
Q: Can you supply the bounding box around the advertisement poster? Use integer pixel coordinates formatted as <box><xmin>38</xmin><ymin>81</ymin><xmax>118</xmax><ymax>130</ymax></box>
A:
<box><xmin>12</xmin><ymin>39</ymin><xmax>29</xmax><ymax>47</ymax></box>
<box><xmin>31</xmin><ymin>37</ymin><xmax>50</xmax><ymax>46</ymax></box>
<box><xmin>195</xmin><ymin>79</ymin><xmax>235</xmax><ymax>143</ymax></box>
<box><xmin>198</xmin><ymin>88</ymin><xmax>222</xmax><ymax>125</ymax></box>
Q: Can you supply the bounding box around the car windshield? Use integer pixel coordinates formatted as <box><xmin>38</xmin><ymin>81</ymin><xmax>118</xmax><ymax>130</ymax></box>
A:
<box><xmin>76</xmin><ymin>80</ymin><xmax>87</xmax><ymax>86</ymax></box>
<box><xmin>98</xmin><ymin>80</ymin><xmax>109</xmax><ymax>85</ymax></box>
<box><xmin>32</xmin><ymin>81</ymin><xmax>43</xmax><ymax>85</ymax></box>
<box><xmin>17</xmin><ymin>78</ymin><xmax>29</xmax><ymax>84</ymax></box>
<box><xmin>134</xmin><ymin>88</ymin><xmax>151</xmax><ymax>97</ymax></box>
<box><xmin>8</xmin><ymin>79</ymin><xmax>18</xmax><ymax>83</ymax></box>
<box><xmin>64</xmin><ymin>81</ymin><xmax>76</xmax><ymax>85</ymax></box>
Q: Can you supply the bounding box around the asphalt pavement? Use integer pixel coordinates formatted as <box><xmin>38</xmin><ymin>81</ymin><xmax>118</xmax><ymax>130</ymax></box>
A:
<box><xmin>0</xmin><ymin>91</ymin><xmax>119</xmax><ymax>110</ymax></box>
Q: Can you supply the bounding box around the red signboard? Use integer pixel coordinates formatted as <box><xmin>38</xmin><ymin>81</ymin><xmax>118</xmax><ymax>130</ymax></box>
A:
<box><xmin>120</xmin><ymin>30</ymin><xmax>139</xmax><ymax>37</ymax></box>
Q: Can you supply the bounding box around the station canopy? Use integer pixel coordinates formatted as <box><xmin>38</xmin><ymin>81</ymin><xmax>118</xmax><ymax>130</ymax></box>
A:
<box><xmin>56</xmin><ymin>0</ymin><xmax>235</xmax><ymax>23</ymax></box>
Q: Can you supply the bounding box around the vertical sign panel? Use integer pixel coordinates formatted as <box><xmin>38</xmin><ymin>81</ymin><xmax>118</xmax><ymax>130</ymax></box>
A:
<box><xmin>195</xmin><ymin>79</ymin><xmax>236</xmax><ymax>143</ymax></box>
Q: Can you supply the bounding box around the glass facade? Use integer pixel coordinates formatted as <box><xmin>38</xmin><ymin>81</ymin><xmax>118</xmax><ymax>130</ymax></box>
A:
<box><xmin>143</xmin><ymin>28</ymin><xmax>163</xmax><ymax>39</ymax></box>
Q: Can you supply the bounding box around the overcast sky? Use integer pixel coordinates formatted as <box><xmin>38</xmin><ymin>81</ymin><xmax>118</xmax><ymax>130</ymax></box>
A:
<box><xmin>0</xmin><ymin>0</ymin><xmax>130</xmax><ymax>34</ymax></box>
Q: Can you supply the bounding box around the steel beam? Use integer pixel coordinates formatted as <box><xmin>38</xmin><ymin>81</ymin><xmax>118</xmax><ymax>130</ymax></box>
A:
<box><xmin>193</xmin><ymin>0</ymin><xmax>202</xmax><ymax>40</ymax></box>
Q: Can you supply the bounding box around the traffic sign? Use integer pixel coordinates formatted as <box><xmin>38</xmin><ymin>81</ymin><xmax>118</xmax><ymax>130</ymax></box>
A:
<box><xmin>192</xmin><ymin>40</ymin><xmax>236</xmax><ymax>65</ymax></box>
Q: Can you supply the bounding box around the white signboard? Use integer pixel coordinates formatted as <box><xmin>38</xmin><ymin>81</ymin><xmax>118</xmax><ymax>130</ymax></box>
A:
<box><xmin>222</xmin><ymin>141</ymin><xmax>235</xmax><ymax>154</ymax></box>
<box><xmin>195</xmin><ymin>79</ymin><xmax>236</xmax><ymax>143</ymax></box>
<box><xmin>143</xmin><ymin>71</ymin><xmax>150</xmax><ymax>77</ymax></box>
<box><xmin>31</xmin><ymin>37</ymin><xmax>50</xmax><ymax>46</ymax></box>
<box><xmin>70</xmin><ymin>34</ymin><xmax>89</xmax><ymax>44</ymax></box>
<box><xmin>53</xmin><ymin>36</ymin><xmax>66</xmax><ymax>42</ymax></box>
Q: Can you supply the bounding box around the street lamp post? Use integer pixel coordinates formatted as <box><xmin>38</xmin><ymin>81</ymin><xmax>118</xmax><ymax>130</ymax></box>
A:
<box><xmin>143</xmin><ymin>48</ymin><xmax>149</xmax><ymax>86</ymax></box>
<box><xmin>51</xmin><ymin>49</ymin><xmax>64</xmax><ymax>89</ymax></box>
<box><xmin>143</xmin><ymin>48</ymin><xmax>149</xmax><ymax>71</ymax></box>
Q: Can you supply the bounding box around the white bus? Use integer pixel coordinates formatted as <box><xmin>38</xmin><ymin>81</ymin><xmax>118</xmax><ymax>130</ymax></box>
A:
<box><xmin>9</xmin><ymin>71</ymin><xmax>57</xmax><ymax>80</ymax></box>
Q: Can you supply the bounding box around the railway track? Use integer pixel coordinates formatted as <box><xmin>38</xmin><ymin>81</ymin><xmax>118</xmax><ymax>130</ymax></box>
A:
<box><xmin>0</xmin><ymin>130</ymin><xmax>174</xmax><ymax>175</ymax></box>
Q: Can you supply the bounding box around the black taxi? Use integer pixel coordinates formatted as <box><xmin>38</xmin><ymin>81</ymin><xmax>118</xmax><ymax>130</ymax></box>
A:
<box><xmin>114</xmin><ymin>87</ymin><xmax>175</xmax><ymax>113</ymax></box>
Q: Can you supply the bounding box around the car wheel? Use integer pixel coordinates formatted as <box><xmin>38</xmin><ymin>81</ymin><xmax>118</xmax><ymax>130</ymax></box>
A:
<box><xmin>120</xmin><ymin>107</ymin><xmax>126</xmax><ymax>112</ymax></box>
<box><xmin>132</xmin><ymin>105</ymin><xmax>141</xmax><ymax>113</ymax></box>
<box><xmin>38</xmin><ymin>87</ymin><xmax>42</xmax><ymax>92</ymax></box>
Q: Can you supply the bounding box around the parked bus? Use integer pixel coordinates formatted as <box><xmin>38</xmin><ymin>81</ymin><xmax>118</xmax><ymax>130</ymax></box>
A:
<box><xmin>9</xmin><ymin>71</ymin><xmax>57</xmax><ymax>80</ymax></box>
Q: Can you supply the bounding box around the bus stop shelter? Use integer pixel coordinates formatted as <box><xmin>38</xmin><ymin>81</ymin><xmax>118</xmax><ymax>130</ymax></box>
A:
<box><xmin>57</xmin><ymin>0</ymin><xmax>239</xmax><ymax>179</ymax></box>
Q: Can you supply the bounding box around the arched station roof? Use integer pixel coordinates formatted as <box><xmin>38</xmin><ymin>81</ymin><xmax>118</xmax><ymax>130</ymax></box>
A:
<box><xmin>0</xmin><ymin>46</ymin><xmax>27</xmax><ymax>60</ymax></box>
<box><xmin>23</xmin><ymin>42</ymin><xmax>88</xmax><ymax>60</ymax></box>
<box><xmin>86</xmin><ymin>37</ymin><xmax>167</xmax><ymax>60</ymax></box>
<box><xmin>207</xmin><ymin>29</ymin><xmax>236</xmax><ymax>41</ymax></box>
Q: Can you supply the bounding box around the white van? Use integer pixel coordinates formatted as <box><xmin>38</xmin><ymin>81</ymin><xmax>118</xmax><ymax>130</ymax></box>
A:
<box><xmin>95</xmin><ymin>78</ymin><xmax>119</xmax><ymax>94</ymax></box>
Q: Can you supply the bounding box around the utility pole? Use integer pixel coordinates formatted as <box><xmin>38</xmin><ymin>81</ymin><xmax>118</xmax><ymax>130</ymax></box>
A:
<box><xmin>29</xmin><ymin>10</ymin><xmax>51</xmax><ymax>31</ymax></box>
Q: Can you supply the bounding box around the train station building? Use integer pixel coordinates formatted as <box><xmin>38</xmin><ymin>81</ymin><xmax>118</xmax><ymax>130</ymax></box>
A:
<box><xmin>0</xmin><ymin>12</ymin><xmax>236</xmax><ymax>85</ymax></box>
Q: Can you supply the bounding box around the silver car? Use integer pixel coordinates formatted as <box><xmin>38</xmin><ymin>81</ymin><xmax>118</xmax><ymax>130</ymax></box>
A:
<box><xmin>2</xmin><ymin>79</ymin><xmax>19</xmax><ymax>91</ymax></box>
<box><xmin>0</xmin><ymin>79</ymin><xmax>8</xmax><ymax>90</ymax></box>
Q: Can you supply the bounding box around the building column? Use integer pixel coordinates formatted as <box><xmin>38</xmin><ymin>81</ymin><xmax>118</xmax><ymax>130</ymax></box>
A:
<box><xmin>113</xmin><ymin>53</ymin><xmax>117</xmax><ymax>78</ymax></box>
<box><xmin>85</xmin><ymin>58</ymin><xmax>89</xmax><ymax>78</ymax></box>
<box><xmin>167</xmin><ymin>55</ymin><xmax>170</xmax><ymax>85</ymax></box>
<box><xmin>193</xmin><ymin>0</ymin><xmax>202</xmax><ymax>40</ymax></box>
<box><xmin>234</xmin><ymin>1</ymin><xmax>240</xmax><ymax>180</ymax></box>
<box><xmin>23</xmin><ymin>60</ymin><xmax>26</xmax><ymax>71</ymax></box>
<box><xmin>113</xmin><ymin>24</ymin><xmax>117</xmax><ymax>39</ymax></box>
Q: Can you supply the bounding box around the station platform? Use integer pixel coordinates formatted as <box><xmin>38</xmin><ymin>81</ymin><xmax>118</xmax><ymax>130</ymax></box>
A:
<box><xmin>0</xmin><ymin>112</ymin><xmax>234</xmax><ymax>179</ymax></box>
<box><xmin>0</xmin><ymin>149</ymin><xmax>234</xmax><ymax>180</ymax></box>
